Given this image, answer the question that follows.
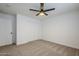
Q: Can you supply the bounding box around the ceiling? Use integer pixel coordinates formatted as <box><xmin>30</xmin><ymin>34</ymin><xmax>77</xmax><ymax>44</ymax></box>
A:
<box><xmin>0</xmin><ymin>3</ymin><xmax>79</xmax><ymax>20</ymax></box>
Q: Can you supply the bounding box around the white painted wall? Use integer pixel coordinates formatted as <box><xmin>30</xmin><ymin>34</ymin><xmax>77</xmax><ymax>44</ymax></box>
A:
<box><xmin>16</xmin><ymin>14</ymin><xmax>42</xmax><ymax>45</ymax></box>
<box><xmin>43</xmin><ymin>10</ymin><xmax>79</xmax><ymax>49</ymax></box>
<box><xmin>12</xmin><ymin>15</ymin><xmax>16</xmax><ymax>44</ymax></box>
<box><xmin>0</xmin><ymin>13</ymin><xmax>15</xmax><ymax>46</ymax></box>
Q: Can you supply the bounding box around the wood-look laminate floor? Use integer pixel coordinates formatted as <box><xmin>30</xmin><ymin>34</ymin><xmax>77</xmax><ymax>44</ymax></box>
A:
<box><xmin>0</xmin><ymin>39</ymin><xmax>79</xmax><ymax>56</ymax></box>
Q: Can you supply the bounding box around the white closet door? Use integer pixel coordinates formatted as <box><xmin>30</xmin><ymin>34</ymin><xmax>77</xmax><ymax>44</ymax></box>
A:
<box><xmin>0</xmin><ymin>18</ymin><xmax>12</xmax><ymax>46</ymax></box>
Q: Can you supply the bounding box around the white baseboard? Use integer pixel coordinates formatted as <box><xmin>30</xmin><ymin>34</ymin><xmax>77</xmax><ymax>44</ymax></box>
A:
<box><xmin>0</xmin><ymin>42</ymin><xmax>12</xmax><ymax>47</ymax></box>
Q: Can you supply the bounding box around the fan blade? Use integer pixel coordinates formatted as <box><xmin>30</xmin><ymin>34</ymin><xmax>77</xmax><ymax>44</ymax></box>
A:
<box><xmin>29</xmin><ymin>9</ymin><xmax>39</xmax><ymax>12</ymax></box>
<box><xmin>36</xmin><ymin>13</ymin><xmax>40</xmax><ymax>16</ymax></box>
<box><xmin>44</xmin><ymin>8</ymin><xmax>55</xmax><ymax>12</ymax></box>
<box><xmin>44</xmin><ymin>13</ymin><xmax>48</xmax><ymax>16</ymax></box>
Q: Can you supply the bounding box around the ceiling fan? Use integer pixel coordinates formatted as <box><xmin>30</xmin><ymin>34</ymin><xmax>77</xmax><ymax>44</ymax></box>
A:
<box><xmin>29</xmin><ymin>3</ymin><xmax>55</xmax><ymax>16</ymax></box>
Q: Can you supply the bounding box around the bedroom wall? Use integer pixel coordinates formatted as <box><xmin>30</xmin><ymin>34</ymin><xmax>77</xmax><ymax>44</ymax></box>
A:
<box><xmin>43</xmin><ymin>10</ymin><xmax>79</xmax><ymax>49</ymax></box>
<box><xmin>16</xmin><ymin>14</ymin><xmax>42</xmax><ymax>45</ymax></box>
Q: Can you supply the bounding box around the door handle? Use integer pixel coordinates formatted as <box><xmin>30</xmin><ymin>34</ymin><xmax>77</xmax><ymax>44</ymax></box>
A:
<box><xmin>11</xmin><ymin>32</ymin><xmax>13</xmax><ymax>34</ymax></box>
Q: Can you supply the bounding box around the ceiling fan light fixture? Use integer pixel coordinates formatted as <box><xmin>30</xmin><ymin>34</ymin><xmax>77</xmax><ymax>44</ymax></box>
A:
<box><xmin>29</xmin><ymin>3</ymin><xmax>55</xmax><ymax>16</ymax></box>
<box><xmin>39</xmin><ymin>12</ymin><xmax>45</xmax><ymax>16</ymax></box>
